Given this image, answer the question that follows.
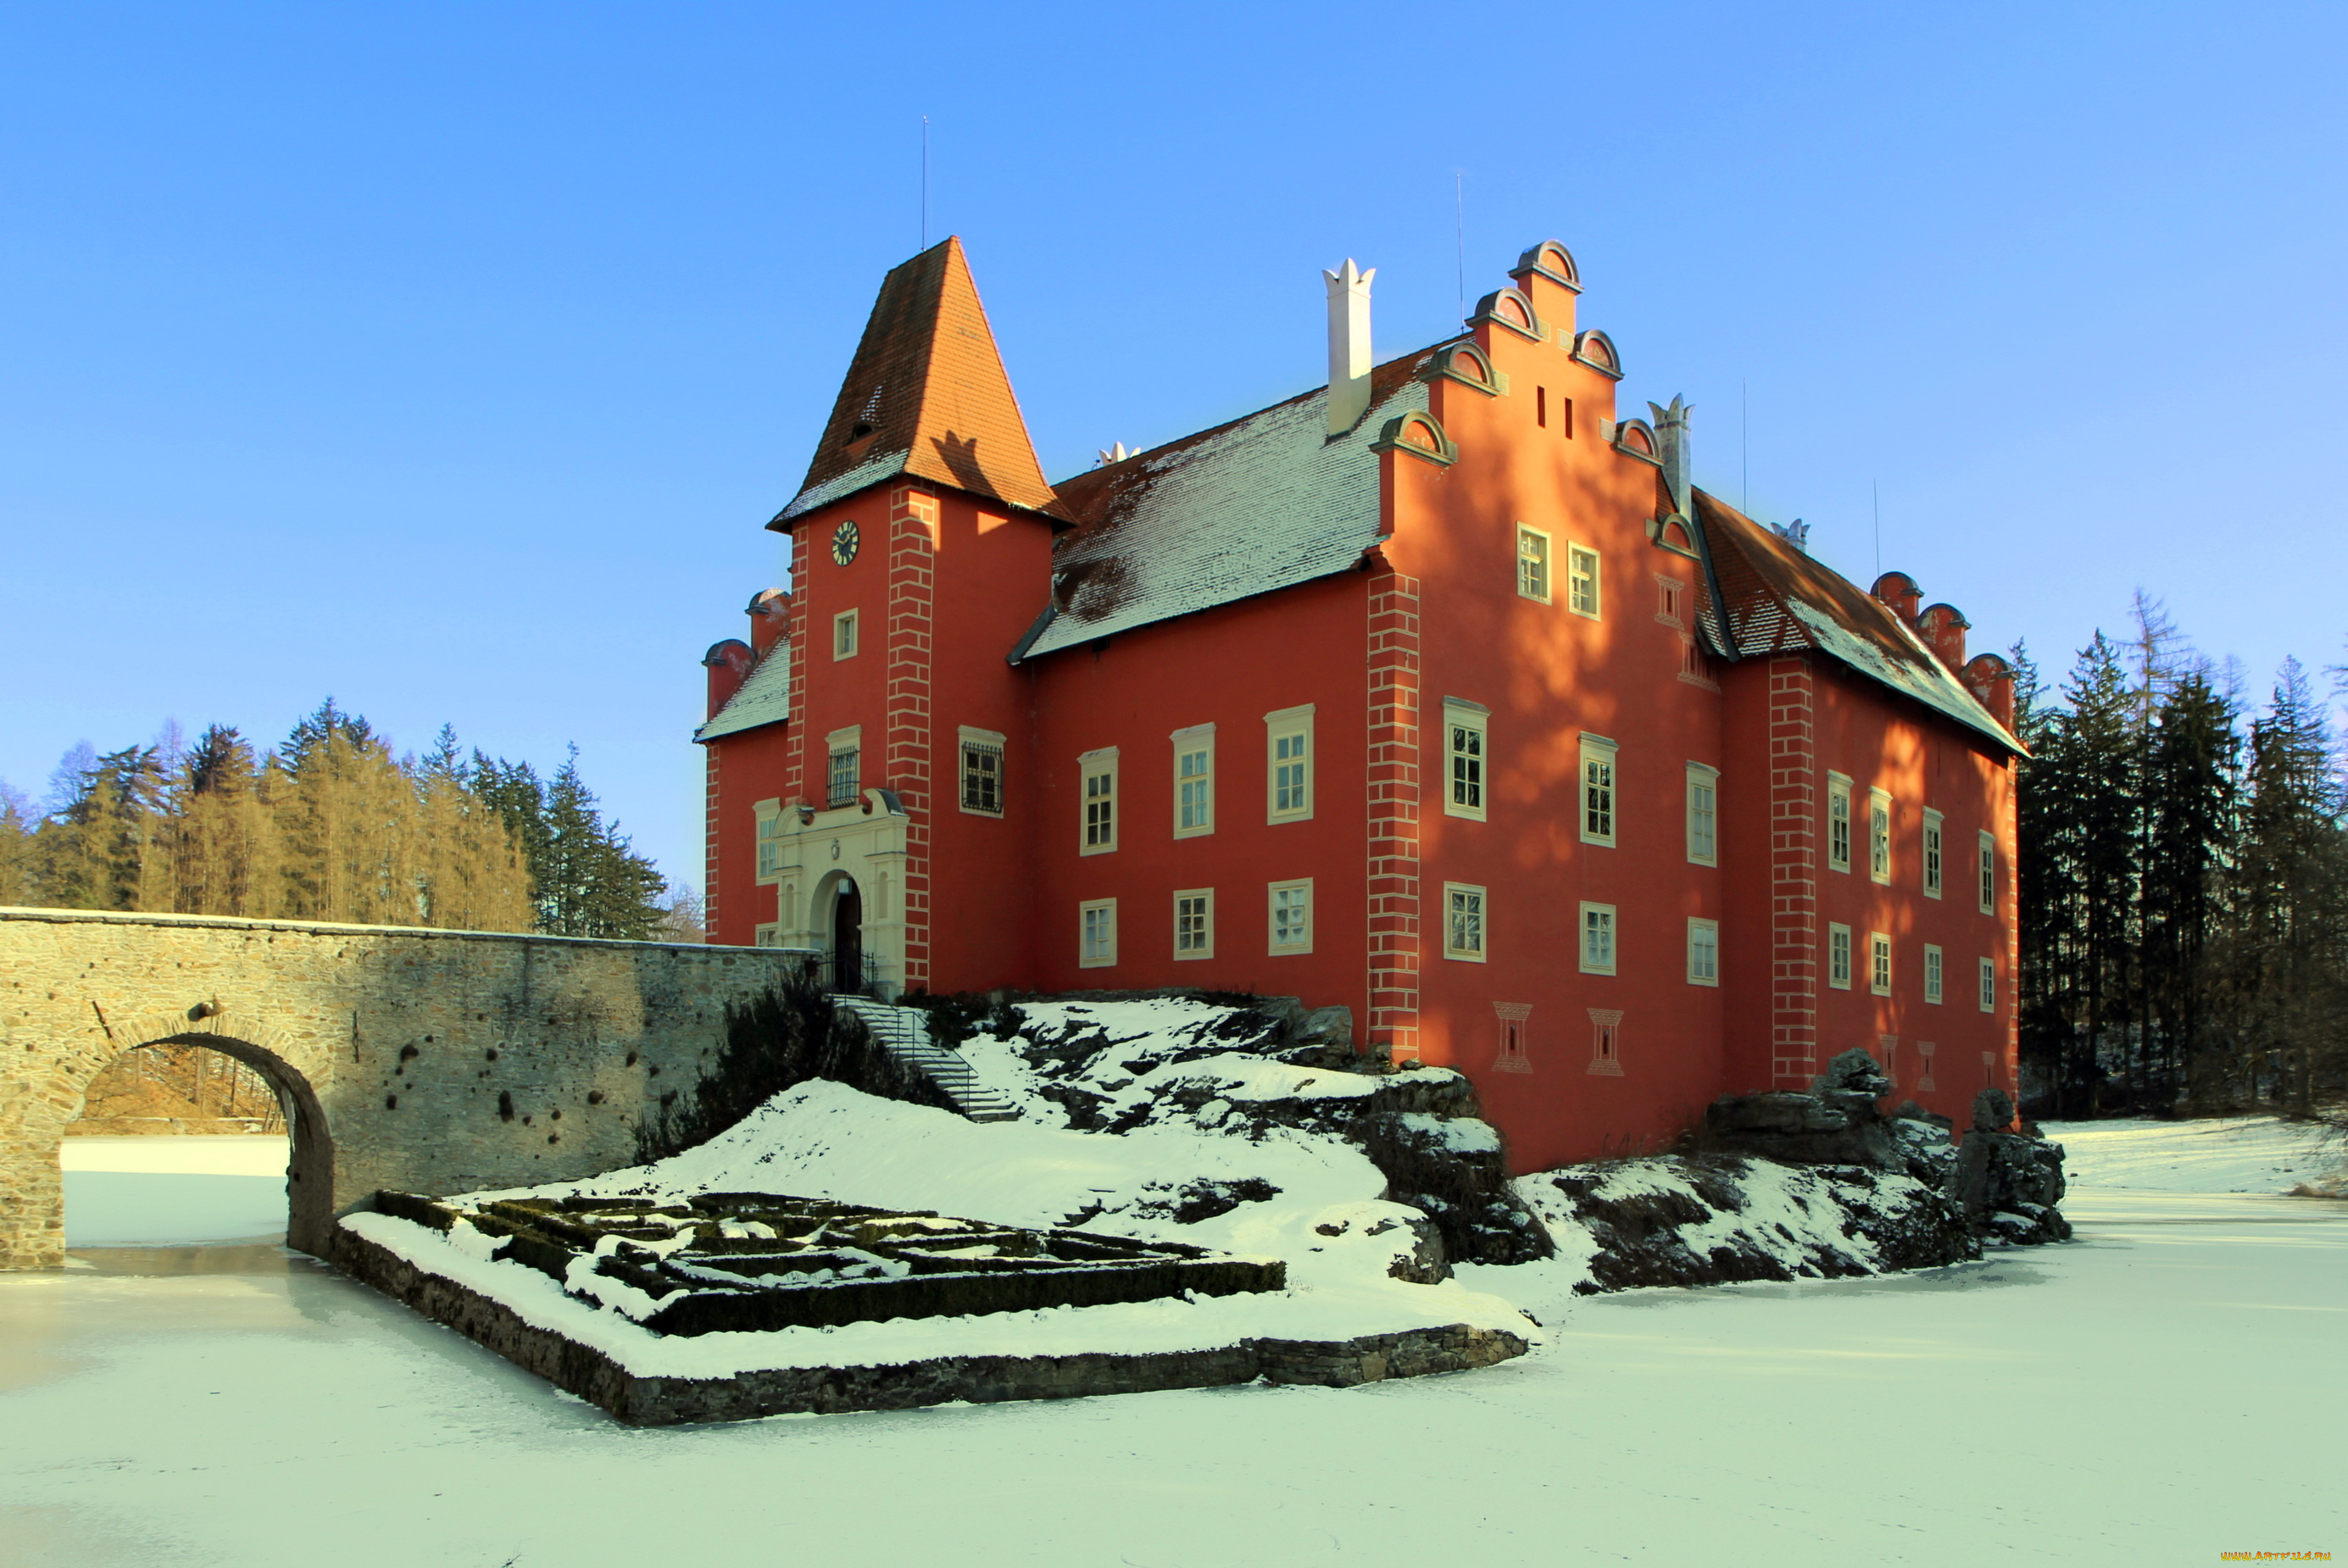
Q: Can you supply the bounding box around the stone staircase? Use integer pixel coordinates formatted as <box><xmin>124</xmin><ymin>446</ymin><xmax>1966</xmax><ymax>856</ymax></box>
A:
<box><xmin>832</xmin><ymin>997</ymin><xmax>1020</xmax><ymax>1123</ymax></box>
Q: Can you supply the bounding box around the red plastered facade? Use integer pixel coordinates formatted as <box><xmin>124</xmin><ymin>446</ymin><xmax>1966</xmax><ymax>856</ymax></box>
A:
<box><xmin>697</xmin><ymin>236</ymin><xmax>2021</xmax><ymax>1173</ymax></box>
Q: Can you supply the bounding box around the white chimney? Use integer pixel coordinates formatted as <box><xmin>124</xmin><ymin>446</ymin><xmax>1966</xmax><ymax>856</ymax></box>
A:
<box><xmin>1324</xmin><ymin>259</ymin><xmax>1375</xmax><ymax>436</ymax></box>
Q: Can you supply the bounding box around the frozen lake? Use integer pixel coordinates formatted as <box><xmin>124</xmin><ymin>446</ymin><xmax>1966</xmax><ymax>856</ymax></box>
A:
<box><xmin>4</xmin><ymin>1128</ymin><xmax>2342</xmax><ymax>1565</ymax></box>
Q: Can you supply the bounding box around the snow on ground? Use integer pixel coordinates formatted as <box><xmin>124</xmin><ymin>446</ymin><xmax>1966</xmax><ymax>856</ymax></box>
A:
<box><xmin>8</xmin><ymin>1120</ymin><xmax>2344</xmax><ymax>1565</ymax></box>
<box><xmin>361</xmin><ymin>1078</ymin><xmax>1528</xmax><ymax>1376</ymax></box>
<box><xmin>59</xmin><ymin>1136</ymin><xmax>289</xmax><ymax>1248</ymax></box>
<box><xmin>2044</xmin><ymin>1115</ymin><xmax>2345</xmax><ymax>1194</ymax></box>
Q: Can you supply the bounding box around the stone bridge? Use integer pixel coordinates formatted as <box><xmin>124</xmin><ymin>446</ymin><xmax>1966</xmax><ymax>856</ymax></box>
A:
<box><xmin>1</xmin><ymin>907</ymin><xmax>794</xmax><ymax>1271</ymax></box>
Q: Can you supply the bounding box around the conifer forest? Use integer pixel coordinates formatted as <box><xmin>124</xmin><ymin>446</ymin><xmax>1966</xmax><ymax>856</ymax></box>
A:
<box><xmin>2014</xmin><ymin>597</ymin><xmax>2348</xmax><ymax>1120</ymax></box>
<box><xmin>0</xmin><ymin>700</ymin><xmax>692</xmax><ymax>944</ymax></box>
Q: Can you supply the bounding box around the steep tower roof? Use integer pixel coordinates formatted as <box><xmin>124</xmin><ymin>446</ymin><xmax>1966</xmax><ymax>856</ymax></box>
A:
<box><xmin>771</xmin><ymin>237</ymin><xmax>1064</xmax><ymax>527</ymax></box>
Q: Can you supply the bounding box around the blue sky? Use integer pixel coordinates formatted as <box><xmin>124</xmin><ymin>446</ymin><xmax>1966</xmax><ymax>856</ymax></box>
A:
<box><xmin>4</xmin><ymin>3</ymin><xmax>2343</xmax><ymax>883</ymax></box>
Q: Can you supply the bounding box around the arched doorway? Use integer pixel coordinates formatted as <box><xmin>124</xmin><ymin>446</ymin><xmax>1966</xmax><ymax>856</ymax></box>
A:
<box><xmin>62</xmin><ymin>1033</ymin><xmax>335</xmax><ymax>1259</ymax></box>
<box><xmin>832</xmin><ymin>876</ymin><xmax>865</xmax><ymax>993</ymax></box>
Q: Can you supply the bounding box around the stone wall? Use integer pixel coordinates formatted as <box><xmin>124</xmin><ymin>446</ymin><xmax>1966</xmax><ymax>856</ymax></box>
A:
<box><xmin>0</xmin><ymin>907</ymin><xmax>795</xmax><ymax>1270</ymax></box>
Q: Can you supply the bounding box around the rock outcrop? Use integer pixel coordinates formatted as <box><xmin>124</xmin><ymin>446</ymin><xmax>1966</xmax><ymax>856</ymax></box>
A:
<box><xmin>1701</xmin><ymin>1049</ymin><xmax>2068</xmax><ymax>1245</ymax></box>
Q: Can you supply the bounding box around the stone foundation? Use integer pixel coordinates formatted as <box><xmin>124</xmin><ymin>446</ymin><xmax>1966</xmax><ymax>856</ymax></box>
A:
<box><xmin>335</xmin><ymin>1226</ymin><xmax>1527</xmax><ymax>1426</ymax></box>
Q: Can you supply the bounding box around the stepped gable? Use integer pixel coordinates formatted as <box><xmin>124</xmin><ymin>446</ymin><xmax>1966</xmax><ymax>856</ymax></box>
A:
<box><xmin>1693</xmin><ymin>489</ymin><xmax>2022</xmax><ymax>752</ymax></box>
<box><xmin>772</xmin><ymin>236</ymin><xmax>1064</xmax><ymax>525</ymax></box>
<box><xmin>1016</xmin><ymin>348</ymin><xmax>1437</xmax><ymax>660</ymax></box>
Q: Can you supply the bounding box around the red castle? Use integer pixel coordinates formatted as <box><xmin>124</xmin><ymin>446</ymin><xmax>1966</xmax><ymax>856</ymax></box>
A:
<box><xmin>696</xmin><ymin>236</ymin><xmax>2021</xmax><ymax>1172</ymax></box>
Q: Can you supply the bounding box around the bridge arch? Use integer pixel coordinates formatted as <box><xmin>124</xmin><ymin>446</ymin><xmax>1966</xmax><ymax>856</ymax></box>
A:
<box><xmin>67</xmin><ymin>1027</ymin><xmax>336</xmax><ymax>1254</ymax></box>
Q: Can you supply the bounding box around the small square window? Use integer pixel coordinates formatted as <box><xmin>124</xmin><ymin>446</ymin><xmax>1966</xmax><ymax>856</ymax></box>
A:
<box><xmin>1444</xmin><ymin>701</ymin><xmax>1488</xmax><ymax>821</ymax></box>
<box><xmin>1268</xmin><ymin>879</ymin><xmax>1314</xmax><ymax>954</ymax></box>
<box><xmin>1444</xmin><ymin>882</ymin><xmax>1487</xmax><ymax>962</ymax></box>
<box><xmin>1686</xmin><ymin>763</ymin><xmax>1718</xmax><ymax>865</ymax></box>
<box><xmin>1869</xmin><ymin>789</ymin><xmax>1893</xmax><ymax>884</ymax></box>
<box><xmin>1172</xmin><ymin>725</ymin><xmax>1215</xmax><ymax>838</ymax></box>
<box><xmin>1587</xmin><ymin>1009</ymin><xmax>1624</xmax><ymax>1076</ymax></box>
<box><xmin>1687</xmin><ymin>918</ymin><xmax>1719</xmax><ymax>986</ymax></box>
<box><xmin>832</xmin><ymin>609</ymin><xmax>860</xmax><ymax>660</ymax></box>
<box><xmin>1567</xmin><ymin>545</ymin><xmax>1601</xmax><ymax>618</ymax></box>
<box><xmin>1870</xmin><ymin>932</ymin><xmax>1893</xmax><ymax>997</ymax></box>
<box><xmin>1580</xmin><ymin>736</ymin><xmax>1617</xmax><ymax>846</ymax></box>
<box><xmin>1828</xmin><ymin>923</ymin><xmax>1854</xmax><ymax>990</ymax></box>
<box><xmin>959</xmin><ymin>727</ymin><xmax>1005</xmax><ymax>816</ymax></box>
<box><xmin>1924</xmin><ymin>944</ymin><xmax>1945</xmax><ymax>1004</ymax></box>
<box><xmin>1978</xmin><ymin>832</ymin><xmax>1997</xmax><ymax>915</ymax></box>
<box><xmin>1079</xmin><ymin>748</ymin><xmax>1118</xmax><ymax>854</ymax></box>
<box><xmin>1827</xmin><ymin>774</ymin><xmax>1853</xmax><ymax>873</ymax></box>
<box><xmin>1266</xmin><ymin>706</ymin><xmax>1315</xmax><ymax>823</ymax></box>
<box><xmin>1079</xmin><ymin>899</ymin><xmax>1117</xmax><ymax>968</ymax></box>
<box><xmin>1922</xmin><ymin>809</ymin><xmax>1944</xmax><ymax>898</ymax></box>
<box><xmin>1579</xmin><ymin>902</ymin><xmax>1617</xmax><ymax>975</ymax></box>
<box><xmin>1655</xmin><ymin>575</ymin><xmax>1686</xmax><ymax>626</ymax></box>
<box><xmin>1173</xmin><ymin>888</ymin><xmax>1214</xmax><ymax>960</ymax></box>
<box><xmin>1516</xmin><ymin>527</ymin><xmax>1550</xmax><ymax>603</ymax></box>
<box><xmin>1978</xmin><ymin>957</ymin><xmax>1996</xmax><ymax>1013</ymax></box>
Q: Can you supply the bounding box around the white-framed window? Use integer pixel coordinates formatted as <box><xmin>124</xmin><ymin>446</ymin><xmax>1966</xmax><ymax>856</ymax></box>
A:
<box><xmin>1173</xmin><ymin>888</ymin><xmax>1213</xmax><ymax>959</ymax></box>
<box><xmin>1579</xmin><ymin>902</ymin><xmax>1617</xmax><ymax>976</ymax></box>
<box><xmin>1444</xmin><ymin>882</ymin><xmax>1486</xmax><ymax>961</ymax></box>
<box><xmin>1516</xmin><ymin>526</ymin><xmax>1550</xmax><ymax>603</ymax></box>
<box><xmin>1655</xmin><ymin>574</ymin><xmax>1686</xmax><ymax>626</ymax></box>
<box><xmin>754</xmin><ymin>798</ymin><xmax>785</xmax><ymax>880</ymax></box>
<box><xmin>826</xmin><ymin>726</ymin><xmax>861</xmax><ymax>809</ymax></box>
<box><xmin>1580</xmin><ymin>734</ymin><xmax>1617</xmax><ymax>846</ymax></box>
<box><xmin>1869</xmin><ymin>788</ymin><xmax>1893</xmax><ymax>884</ymax></box>
<box><xmin>1828</xmin><ymin>922</ymin><xmax>1854</xmax><ymax>990</ymax></box>
<box><xmin>1978</xmin><ymin>957</ymin><xmax>1997</xmax><ymax>1013</ymax></box>
<box><xmin>1265</xmin><ymin>705</ymin><xmax>1315</xmax><ymax>823</ymax></box>
<box><xmin>1444</xmin><ymin>700</ymin><xmax>1488</xmax><ymax>821</ymax></box>
<box><xmin>1687</xmin><ymin>917</ymin><xmax>1720</xmax><ymax>986</ymax></box>
<box><xmin>1870</xmin><ymin>932</ymin><xmax>1893</xmax><ymax>996</ymax></box>
<box><xmin>1922</xmin><ymin>809</ymin><xmax>1945</xmax><ymax>898</ymax></box>
<box><xmin>1924</xmin><ymin>944</ymin><xmax>1945</xmax><ymax>1004</ymax></box>
<box><xmin>1172</xmin><ymin>724</ymin><xmax>1215</xmax><ymax>838</ymax></box>
<box><xmin>1079</xmin><ymin>899</ymin><xmax>1117</xmax><ymax>968</ymax></box>
<box><xmin>1268</xmin><ymin>878</ymin><xmax>1314</xmax><ymax>954</ymax></box>
<box><xmin>959</xmin><ymin>726</ymin><xmax>1004</xmax><ymax>816</ymax></box>
<box><xmin>1567</xmin><ymin>543</ymin><xmax>1600</xmax><ymax>618</ymax></box>
<box><xmin>754</xmin><ymin>922</ymin><xmax>782</xmax><ymax>947</ymax></box>
<box><xmin>1686</xmin><ymin>762</ymin><xmax>1718</xmax><ymax>865</ymax></box>
<box><xmin>1826</xmin><ymin>773</ymin><xmax>1853</xmax><ymax>872</ymax></box>
<box><xmin>832</xmin><ymin>609</ymin><xmax>860</xmax><ymax>660</ymax></box>
<box><xmin>1079</xmin><ymin>748</ymin><xmax>1118</xmax><ymax>854</ymax></box>
<box><xmin>1978</xmin><ymin>831</ymin><xmax>1997</xmax><ymax>915</ymax></box>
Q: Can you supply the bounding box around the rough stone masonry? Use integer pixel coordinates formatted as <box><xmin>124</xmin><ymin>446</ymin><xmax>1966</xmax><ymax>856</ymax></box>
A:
<box><xmin>0</xmin><ymin>907</ymin><xmax>791</xmax><ymax>1271</ymax></box>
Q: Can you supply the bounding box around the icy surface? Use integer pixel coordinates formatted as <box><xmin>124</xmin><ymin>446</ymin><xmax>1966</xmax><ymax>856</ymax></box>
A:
<box><xmin>61</xmin><ymin>1136</ymin><xmax>289</xmax><ymax>1246</ymax></box>
<box><xmin>8</xmin><ymin>1120</ymin><xmax>2343</xmax><ymax>1565</ymax></box>
<box><xmin>2043</xmin><ymin>1115</ymin><xmax>2345</xmax><ymax>1193</ymax></box>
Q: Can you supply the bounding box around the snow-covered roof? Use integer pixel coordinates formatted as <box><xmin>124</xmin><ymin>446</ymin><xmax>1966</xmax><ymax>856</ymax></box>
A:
<box><xmin>695</xmin><ymin>643</ymin><xmax>791</xmax><ymax>742</ymax></box>
<box><xmin>1694</xmin><ymin>491</ymin><xmax>2022</xmax><ymax>753</ymax></box>
<box><xmin>1015</xmin><ymin>351</ymin><xmax>1437</xmax><ymax>660</ymax></box>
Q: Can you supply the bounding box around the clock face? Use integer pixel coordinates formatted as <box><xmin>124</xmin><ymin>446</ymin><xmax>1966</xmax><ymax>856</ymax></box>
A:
<box><xmin>831</xmin><ymin>520</ymin><xmax>860</xmax><ymax>566</ymax></box>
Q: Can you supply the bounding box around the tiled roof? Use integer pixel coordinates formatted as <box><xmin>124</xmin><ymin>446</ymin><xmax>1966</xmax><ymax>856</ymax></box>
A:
<box><xmin>1694</xmin><ymin>490</ymin><xmax>2021</xmax><ymax>753</ymax></box>
<box><xmin>1017</xmin><ymin>350</ymin><xmax>1437</xmax><ymax>659</ymax></box>
<box><xmin>773</xmin><ymin>237</ymin><xmax>1064</xmax><ymax>525</ymax></box>
<box><xmin>695</xmin><ymin>642</ymin><xmax>791</xmax><ymax>742</ymax></box>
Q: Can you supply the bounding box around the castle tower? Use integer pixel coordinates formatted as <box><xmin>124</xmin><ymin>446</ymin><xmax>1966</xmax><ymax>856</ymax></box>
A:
<box><xmin>699</xmin><ymin>237</ymin><xmax>1065</xmax><ymax>993</ymax></box>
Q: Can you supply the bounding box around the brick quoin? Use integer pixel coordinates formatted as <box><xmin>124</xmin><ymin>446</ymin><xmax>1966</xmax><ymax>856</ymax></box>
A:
<box><xmin>1366</xmin><ymin>564</ymin><xmax>1424</xmax><ymax>1062</ymax></box>
<box><xmin>887</xmin><ymin>486</ymin><xmax>938</xmax><ymax>994</ymax></box>
<box><xmin>1768</xmin><ymin>654</ymin><xmax>1819</xmax><ymax>1086</ymax></box>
